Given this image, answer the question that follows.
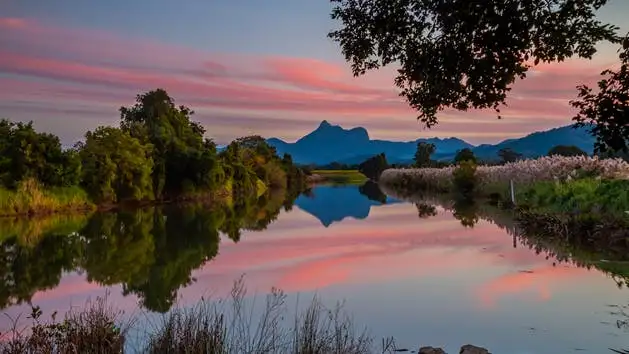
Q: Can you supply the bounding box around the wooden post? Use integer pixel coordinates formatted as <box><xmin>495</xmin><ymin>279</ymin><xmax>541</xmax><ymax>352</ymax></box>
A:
<box><xmin>510</xmin><ymin>179</ymin><xmax>516</xmax><ymax>205</ymax></box>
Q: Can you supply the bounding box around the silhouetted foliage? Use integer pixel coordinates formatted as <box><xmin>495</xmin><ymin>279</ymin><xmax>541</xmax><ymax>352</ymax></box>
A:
<box><xmin>358</xmin><ymin>153</ymin><xmax>389</xmax><ymax>181</ymax></box>
<box><xmin>329</xmin><ymin>0</ymin><xmax>618</xmax><ymax>126</ymax></box>
<box><xmin>452</xmin><ymin>197</ymin><xmax>479</xmax><ymax>228</ymax></box>
<box><xmin>548</xmin><ymin>145</ymin><xmax>588</xmax><ymax>157</ymax></box>
<box><xmin>498</xmin><ymin>148</ymin><xmax>523</xmax><ymax>163</ymax></box>
<box><xmin>454</xmin><ymin>148</ymin><xmax>477</xmax><ymax>165</ymax></box>
<box><xmin>414</xmin><ymin>142</ymin><xmax>436</xmax><ymax>168</ymax></box>
<box><xmin>572</xmin><ymin>37</ymin><xmax>629</xmax><ymax>153</ymax></box>
<box><xmin>415</xmin><ymin>203</ymin><xmax>437</xmax><ymax>219</ymax></box>
<box><xmin>358</xmin><ymin>181</ymin><xmax>387</xmax><ymax>204</ymax></box>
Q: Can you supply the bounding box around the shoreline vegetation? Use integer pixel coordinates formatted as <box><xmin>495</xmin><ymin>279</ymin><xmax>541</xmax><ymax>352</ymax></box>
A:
<box><xmin>0</xmin><ymin>89</ymin><xmax>309</xmax><ymax>218</ymax></box>
<box><xmin>0</xmin><ymin>279</ymin><xmax>491</xmax><ymax>354</ymax></box>
<box><xmin>379</xmin><ymin>155</ymin><xmax>629</xmax><ymax>220</ymax></box>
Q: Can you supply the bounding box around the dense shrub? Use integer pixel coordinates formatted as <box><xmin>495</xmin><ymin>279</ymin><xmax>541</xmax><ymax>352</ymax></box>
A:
<box><xmin>453</xmin><ymin>161</ymin><xmax>477</xmax><ymax>197</ymax></box>
<box><xmin>358</xmin><ymin>153</ymin><xmax>389</xmax><ymax>181</ymax></box>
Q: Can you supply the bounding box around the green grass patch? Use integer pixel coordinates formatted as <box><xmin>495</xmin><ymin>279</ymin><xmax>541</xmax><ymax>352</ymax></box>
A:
<box><xmin>311</xmin><ymin>170</ymin><xmax>368</xmax><ymax>185</ymax></box>
<box><xmin>515</xmin><ymin>178</ymin><xmax>629</xmax><ymax>217</ymax></box>
<box><xmin>0</xmin><ymin>179</ymin><xmax>95</xmax><ymax>217</ymax></box>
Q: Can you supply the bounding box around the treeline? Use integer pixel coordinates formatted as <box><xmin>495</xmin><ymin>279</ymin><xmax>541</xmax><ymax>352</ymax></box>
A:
<box><xmin>0</xmin><ymin>89</ymin><xmax>307</xmax><ymax>215</ymax></box>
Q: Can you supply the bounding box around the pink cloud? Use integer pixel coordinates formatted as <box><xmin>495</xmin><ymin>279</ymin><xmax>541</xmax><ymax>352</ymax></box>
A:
<box><xmin>0</xmin><ymin>17</ymin><xmax>26</xmax><ymax>28</ymax></box>
<box><xmin>0</xmin><ymin>16</ymin><xmax>610</xmax><ymax>144</ymax></box>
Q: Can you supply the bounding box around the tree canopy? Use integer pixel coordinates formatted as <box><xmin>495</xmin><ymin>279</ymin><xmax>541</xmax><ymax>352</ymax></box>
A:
<box><xmin>80</xmin><ymin>127</ymin><xmax>154</xmax><ymax>203</ymax></box>
<box><xmin>572</xmin><ymin>38</ymin><xmax>629</xmax><ymax>153</ymax></box>
<box><xmin>329</xmin><ymin>0</ymin><xmax>619</xmax><ymax>127</ymax></box>
<box><xmin>0</xmin><ymin>119</ymin><xmax>80</xmax><ymax>188</ymax></box>
<box><xmin>498</xmin><ymin>148</ymin><xmax>523</xmax><ymax>163</ymax></box>
<box><xmin>359</xmin><ymin>153</ymin><xmax>389</xmax><ymax>180</ymax></box>
<box><xmin>414</xmin><ymin>142</ymin><xmax>436</xmax><ymax>168</ymax></box>
<box><xmin>454</xmin><ymin>148</ymin><xmax>477</xmax><ymax>165</ymax></box>
<box><xmin>548</xmin><ymin>145</ymin><xmax>588</xmax><ymax>157</ymax></box>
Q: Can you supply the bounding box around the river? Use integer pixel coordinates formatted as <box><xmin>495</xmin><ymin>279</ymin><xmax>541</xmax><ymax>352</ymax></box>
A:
<box><xmin>0</xmin><ymin>183</ymin><xmax>627</xmax><ymax>353</ymax></box>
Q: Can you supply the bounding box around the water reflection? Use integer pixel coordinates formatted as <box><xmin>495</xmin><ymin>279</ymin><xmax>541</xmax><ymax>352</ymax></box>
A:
<box><xmin>1</xmin><ymin>183</ymin><xmax>629</xmax><ymax>352</ymax></box>
<box><xmin>295</xmin><ymin>181</ymin><xmax>399</xmax><ymax>227</ymax></box>
<box><xmin>0</xmin><ymin>188</ymin><xmax>300</xmax><ymax>313</ymax></box>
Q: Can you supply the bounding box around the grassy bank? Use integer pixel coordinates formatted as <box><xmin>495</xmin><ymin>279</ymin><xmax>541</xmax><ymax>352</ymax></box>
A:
<box><xmin>0</xmin><ymin>175</ymin><xmax>276</xmax><ymax>218</ymax></box>
<box><xmin>309</xmin><ymin>170</ymin><xmax>368</xmax><ymax>185</ymax></box>
<box><xmin>0</xmin><ymin>179</ymin><xmax>95</xmax><ymax>217</ymax></box>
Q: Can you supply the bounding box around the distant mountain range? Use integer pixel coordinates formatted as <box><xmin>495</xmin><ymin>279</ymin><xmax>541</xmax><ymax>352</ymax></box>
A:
<box><xmin>267</xmin><ymin>120</ymin><xmax>595</xmax><ymax>165</ymax></box>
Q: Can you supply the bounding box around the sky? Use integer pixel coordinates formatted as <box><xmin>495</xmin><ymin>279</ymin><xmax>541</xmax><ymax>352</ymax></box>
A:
<box><xmin>1</xmin><ymin>0</ymin><xmax>628</xmax><ymax>145</ymax></box>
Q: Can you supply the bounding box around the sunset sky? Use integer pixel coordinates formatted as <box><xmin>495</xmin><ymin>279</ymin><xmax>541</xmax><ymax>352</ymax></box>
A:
<box><xmin>1</xmin><ymin>0</ymin><xmax>628</xmax><ymax>145</ymax></box>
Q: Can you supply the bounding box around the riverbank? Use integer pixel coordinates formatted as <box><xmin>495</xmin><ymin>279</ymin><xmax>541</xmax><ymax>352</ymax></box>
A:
<box><xmin>0</xmin><ymin>180</ymin><xmax>95</xmax><ymax>217</ymax></box>
<box><xmin>379</xmin><ymin>155</ymin><xmax>629</xmax><ymax>219</ymax></box>
<box><xmin>0</xmin><ymin>177</ymin><xmax>273</xmax><ymax>218</ymax></box>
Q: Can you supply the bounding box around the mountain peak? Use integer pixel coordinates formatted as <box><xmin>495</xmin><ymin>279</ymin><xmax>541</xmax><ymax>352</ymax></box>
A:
<box><xmin>319</xmin><ymin>120</ymin><xmax>333</xmax><ymax>128</ymax></box>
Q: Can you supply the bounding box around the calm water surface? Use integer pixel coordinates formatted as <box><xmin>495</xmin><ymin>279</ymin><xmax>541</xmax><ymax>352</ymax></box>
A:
<box><xmin>1</xmin><ymin>184</ymin><xmax>628</xmax><ymax>353</ymax></box>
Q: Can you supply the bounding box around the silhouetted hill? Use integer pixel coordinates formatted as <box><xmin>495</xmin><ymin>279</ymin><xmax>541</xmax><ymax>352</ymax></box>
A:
<box><xmin>268</xmin><ymin>120</ymin><xmax>472</xmax><ymax>165</ymax></box>
<box><xmin>267</xmin><ymin>121</ymin><xmax>595</xmax><ymax>165</ymax></box>
<box><xmin>468</xmin><ymin>125</ymin><xmax>595</xmax><ymax>162</ymax></box>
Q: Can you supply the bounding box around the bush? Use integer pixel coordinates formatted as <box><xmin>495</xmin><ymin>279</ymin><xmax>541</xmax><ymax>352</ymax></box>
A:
<box><xmin>1</xmin><ymin>297</ymin><xmax>127</xmax><ymax>354</ymax></box>
<box><xmin>453</xmin><ymin>161</ymin><xmax>477</xmax><ymax>197</ymax></box>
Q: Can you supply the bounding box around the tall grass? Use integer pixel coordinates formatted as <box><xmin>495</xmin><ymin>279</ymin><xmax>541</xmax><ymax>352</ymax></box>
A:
<box><xmin>0</xmin><ymin>179</ymin><xmax>94</xmax><ymax>217</ymax></box>
<box><xmin>2</xmin><ymin>279</ymin><xmax>374</xmax><ymax>354</ymax></box>
<box><xmin>1</xmin><ymin>296</ymin><xmax>130</xmax><ymax>354</ymax></box>
<box><xmin>379</xmin><ymin>155</ymin><xmax>629</xmax><ymax>194</ymax></box>
<box><xmin>146</xmin><ymin>278</ymin><xmax>372</xmax><ymax>354</ymax></box>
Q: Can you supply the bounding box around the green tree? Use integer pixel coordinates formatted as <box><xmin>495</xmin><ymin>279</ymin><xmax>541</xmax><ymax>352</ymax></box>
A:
<box><xmin>453</xmin><ymin>160</ymin><xmax>477</xmax><ymax>198</ymax></box>
<box><xmin>572</xmin><ymin>38</ymin><xmax>629</xmax><ymax>153</ymax></box>
<box><xmin>454</xmin><ymin>148</ymin><xmax>477</xmax><ymax>165</ymax></box>
<box><xmin>548</xmin><ymin>145</ymin><xmax>588</xmax><ymax>157</ymax></box>
<box><xmin>329</xmin><ymin>0</ymin><xmax>618</xmax><ymax>127</ymax></box>
<box><xmin>358</xmin><ymin>153</ymin><xmax>389</xmax><ymax>181</ymax></box>
<box><xmin>498</xmin><ymin>148</ymin><xmax>523</xmax><ymax>163</ymax></box>
<box><xmin>80</xmin><ymin>126</ymin><xmax>154</xmax><ymax>203</ymax></box>
<box><xmin>414</xmin><ymin>142</ymin><xmax>436</xmax><ymax>168</ymax></box>
<box><xmin>0</xmin><ymin>120</ymin><xmax>80</xmax><ymax>188</ymax></box>
<box><xmin>120</xmin><ymin>89</ymin><xmax>219</xmax><ymax>197</ymax></box>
